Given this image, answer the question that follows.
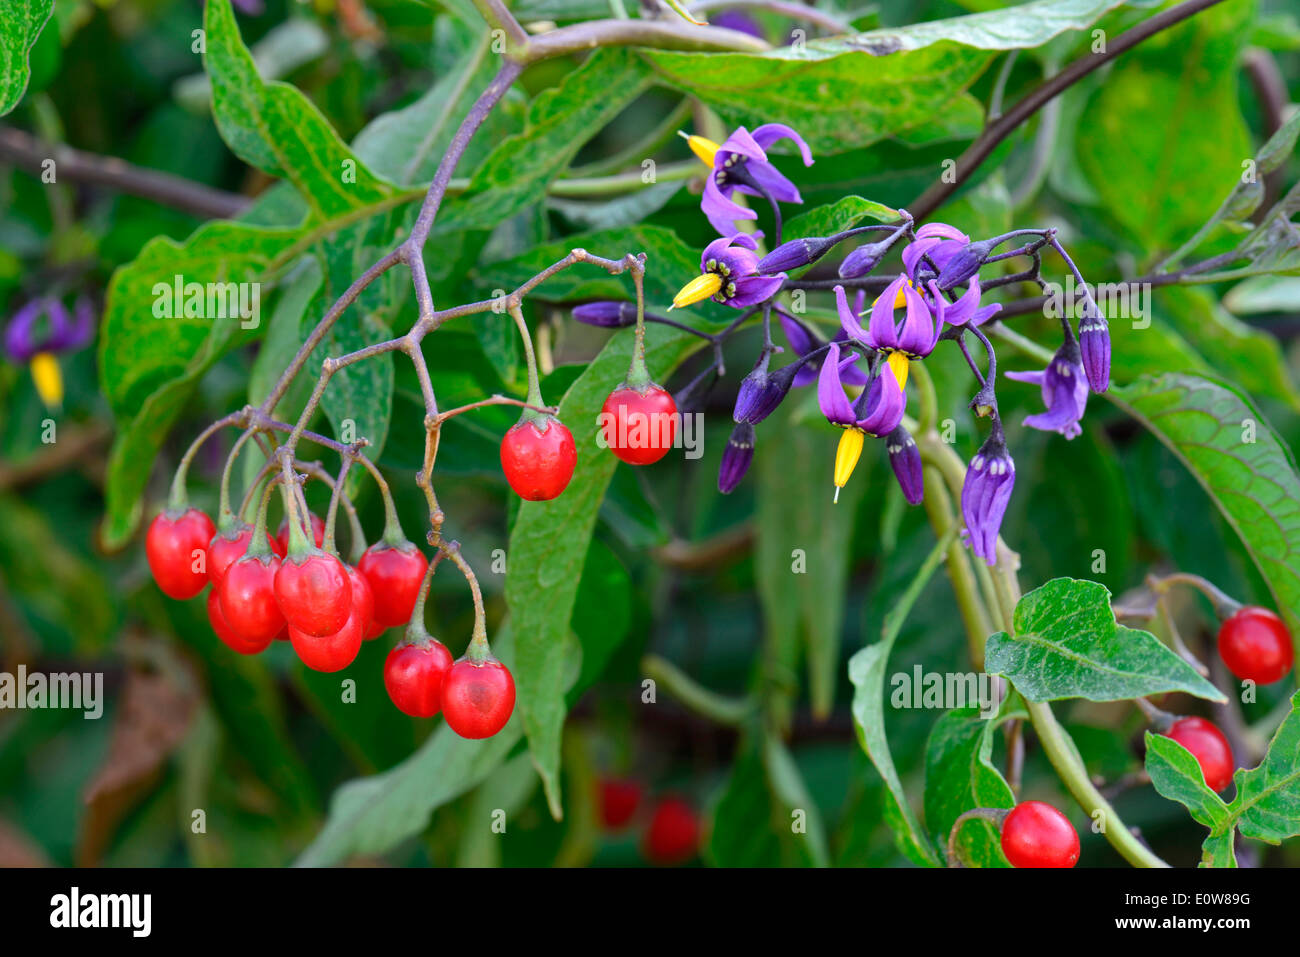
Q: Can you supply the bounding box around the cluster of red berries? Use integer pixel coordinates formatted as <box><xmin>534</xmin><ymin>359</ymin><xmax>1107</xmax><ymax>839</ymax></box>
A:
<box><xmin>598</xmin><ymin>778</ymin><xmax>701</xmax><ymax>866</ymax></box>
<box><xmin>497</xmin><ymin>384</ymin><xmax>677</xmax><ymax>501</ymax></box>
<box><xmin>145</xmin><ymin>505</ymin><xmax>514</xmax><ymax>739</ymax></box>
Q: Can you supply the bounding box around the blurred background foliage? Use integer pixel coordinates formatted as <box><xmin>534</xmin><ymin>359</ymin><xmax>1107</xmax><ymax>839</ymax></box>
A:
<box><xmin>0</xmin><ymin>0</ymin><xmax>1298</xmax><ymax>867</ymax></box>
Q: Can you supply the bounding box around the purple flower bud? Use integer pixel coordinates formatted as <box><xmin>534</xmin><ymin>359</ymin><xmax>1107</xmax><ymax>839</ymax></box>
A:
<box><xmin>572</xmin><ymin>301</ymin><xmax>637</xmax><ymax>328</ymax></box>
<box><xmin>936</xmin><ymin>239</ymin><xmax>995</xmax><ymax>290</ymax></box>
<box><xmin>838</xmin><ymin>241</ymin><xmax>890</xmax><ymax>279</ymax></box>
<box><xmin>960</xmin><ymin>426</ymin><xmax>1015</xmax><ymax>566</ymax></box>
<box><xmin>1079</xmin><ymin>306</ymin><xmax>1110</xmax><ymax>393</ymax></box>
<box><xmin>885</xmin><ymin>425</ymin><xmax>923</xmax><ymax>505</ymax></box>
<box><xmin>733</xmin><ymin>358</ymin><xmax>801</xmax><ymax>425</ymax></box>
<box><xmin>758</xmin><ymin>236</ymin><xmax>836</xmax><ymax>274</ymax></box>
<box><xmin>718</xmin><ymin>422</ymin><xmax>755</xmax><ymax>494</ymax></box>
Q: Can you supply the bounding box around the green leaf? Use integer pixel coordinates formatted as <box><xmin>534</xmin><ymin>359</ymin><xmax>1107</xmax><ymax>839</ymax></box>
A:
<box><xmin>505</xmin><ymin>314</ymin><xmax>703</xmax><ymax>819</ymax></box>
<box><xmin>1112</xmin><ymin>373</ymin><xmax>1300</xmax><ymax>633</ymax></box>
<box><xmin>1148</xmin><ymin>692</ymin><xmax>1300</xmax><ymax>866</ymax></box>
<box><xmin>762</xmin><ymin>735</ymin><xmax>830</xmax><ymax>867</ymax></box>
<box><xmin>755</xmin><ymin>408</ymin><xmax>865</xmax><ymax>719</ymax></box>
<box><xmin>643</xmin><ymin>0</ymin><xmax>1127</xmax><ymax>153</ymax></box>
<box><xmin>0</xmin><ymin>0</ymin><xmax>52</xmax><ymax>116</ymax></box>
<box><xmin>438</xmin><ymin>48</ymin><xmax>653</xmax><ymax>232</ymax></box>
<box><xmin>204</xmin><ymin>0</ymin><xmax>395</xmax><ymax>217</ymax></box>
<box><xmin>1078</xmin><ymin>1</ymin><xmax>1251</xmax><ymax>249</ymax></box>
<box><xmin>924</xmin><ymin>708</ymin><xmax>1018</xmax><ymax>868</ymax></box>
<box><xmin>847</xmin><ymin>528</ymin><xmax>954</xmax><ymax>867</ymax></box>
<box><xmin>295</xmin><ymin>626</ymin><xmax>523</xmax><ymax>866</ymax></box>
<box><xmin>984</xmin><ymin>578</ymin><xmax>1226</xmax><ymax>703</ymax></box>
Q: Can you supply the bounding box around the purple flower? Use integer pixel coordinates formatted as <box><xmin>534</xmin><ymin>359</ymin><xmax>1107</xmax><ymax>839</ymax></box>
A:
<box><xmin>718</xmin><ymin>422</ymin><xmax>755</xmax><ymax>493</ymax></box>
<box><xmin>777</xmin><ymin>306</ymin><xmax>867</xmax><ymax>388</ymax></box>
<box><xmin>885</xmin><ymin>425</ymin><xmax>923</xmax><ymax>505</ymax></box>
<box><xmin>961</xmin><ymin>429</ymin><xmax>1015</xmax><ymax>566</ymax></box>
<box><xmin>1079</xmin><ymin>305</ymin><xmax>1110</xmax><ymax>393</ymax></box>
<box><xmin>848</xmin><ymin>277</ymin><xmax>938</xmax><ymax>357</ymax></box>
<box><xmin>689</xmin><ymin>124</ymin><xmax>814</xmax><ymax>237</ymax></box>
<box><xmin>3</xmin><ymin>297</ymin><xmax>94</xmax><ymax>363</ymax></box>
<box><xmin>1005</xmin><ymin>339</ymin><xmax>1089</xmax><ymax>439</ymax></box>
<box><xmin>572</xmin><ymin>301</ymin><xmax>637</xmax><ymax>327</ymax></box>
<box><xmin>816</xmin><ymin>341</ymin><xmax>905</xmax><ymax>437</ymax></box>
<box><xmin>672</xmin><ymin>233</ymin><xmax>785</xmax><ymax>310</ymax></box>
<box><xmin>902</xmin><ymin>223</ymin><xmax>970</xmax><ymax>281</ymax></box>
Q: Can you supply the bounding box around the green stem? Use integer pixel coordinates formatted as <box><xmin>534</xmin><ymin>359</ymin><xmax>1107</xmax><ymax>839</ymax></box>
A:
<box><xmin>912</xmin><ymin>361</ymin><xmax>939</xmax><ymax>438</ymax></box>
<box><xmin>169</xmin><ymin>416</ymin><xmax>237</xmax><ymax>511</ymax></box>
<box><xmin>216</xmin><ymin>429</ymin><xmax>257</xmax><ymax>532</ymax></box>
<box><xmin>442</xmin><ymin>542</ymin><xmax>490</xmax><ymax>658</ymax></box>
<box><xmin>641</xmin><ymin>654</ymin><xmax>754</xmax><ymax>726</ymax></box>
<box><xmin>508</xmin><ymin>302</ymin><xmax>546</xmax><ymax>413</ymax></box>
<box><xmin>323</xmin><ymin>456</ymin><xmax>353</xmax><ymax>557</ymax></box>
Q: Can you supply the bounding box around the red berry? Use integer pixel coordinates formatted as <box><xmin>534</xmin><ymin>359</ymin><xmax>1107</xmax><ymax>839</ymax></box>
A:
<box><xmin>146</xmin><ymin>508</ymin><xmax>215</xmax><ymax>599</ymax></box>
<box><xmin>276</xmin><ymin>512</ymin><xmax>325</xmax><ymax>555</ymax></box>
<box><xmin>358</xmin><ymin>543</ymin><xmax>428</xmax><ymax>629</ymax></box>
<box><xmin>207</xmin><ymin>586</ymin><xmax>272</xmax><ymax>655</ymax></box>
<box><xmin>1217</xmin><ymin>606</ymin><xmax>1294</xmax><ymax>685</ymax></box>
<box><xmin>500</xmin><ymin>416</ymin><xmax>577</xmax><ymax>501</ymax></box>
<box><xmin>219</xmin><ymin>554</ymin><xmax>285</xmax><ymax>647</ymax></box>
<box><xmin>383</xmin><ymin>638</ymin><xmax>454</xmax><ymax>717</ymax></box>
<box><xmin>600</xmin><ymin>385</ymin><xmax>677</xmax><ymax>465</ymax></box>
<box><xmin>288</xmin><ymin>564</ymin><xmax>373</xmax><ymax>672</ymax></box>
<box><xmin>441</xmin><ymin>656</ymin><xmax>516</xmax><ymax>738</ymax></box>
<box><xmin>1164</xmin><ymin>716</ymin><xmax>1235</xmax><ymax>793</ymax></box>
<box><xmin>598</xmin><ymin>777</ymin><xmax>643</xmax><ymax>830</ymax></box>
<box><xmin>206</xmin><ymin>524</ymin><xmax>281</xmax><ymax>586</ymax></box>
<box><xmin>1000</xmin><ymin>801</ymin><xmax>1080</xmax><ymax>868</ymax></box>
<box><xmin>274</xmin><ymin>552</ymin><xmax>352</xmax><ymax>637</ymax></box>
<box><xmin>642</xmin><ymin>796</ymin><xmax>700</xmax><ymax>866</ymax></box>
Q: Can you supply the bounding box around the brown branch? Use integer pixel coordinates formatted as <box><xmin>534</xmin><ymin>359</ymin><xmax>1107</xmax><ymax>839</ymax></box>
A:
<box><xmin>0</xmin><ymin>126</ymin><xmax>251</xmax><ymax>221</ymax></box>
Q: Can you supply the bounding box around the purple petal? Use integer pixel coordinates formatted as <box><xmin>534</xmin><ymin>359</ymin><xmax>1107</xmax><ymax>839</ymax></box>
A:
<box><xmin>717</xmin><ymin>126</ymin><xmax>767</xmax><ymax>165</ymax></box>
<box><xmin>742</xmin><ymin>161</ymin><xmax>803</xmax><ymax>205</ymax></box>
<box><xmin>868</xmin><ymin>275</ymin><xmax>908</xmax><ymax>351</ymax></box>
<box><xmin>751</xmin><ymin>123</ymin><xmax>814</xmax><ymax>166</ymax></box>
<box><xmin>834</xmin><ymin>284</ymin><xmax>869</xmax><ymax>344</ymax></box>
<box><xmin>857</xmin><ymin>361</ymin><xmax>906</xmax><ymax>436</ymax></box>
<box><xmin>702</xmin><ymin>176</ymin><xmax>756</xmax><ymax>236</ymax></box>
<box><xmin>902</xmin><ymin>236</ymin><xmax>942</xmax><ymax>279</ymax></box>
<box><xmin>817</xmin><ymin>342</ymin><xmax>856</xmax><ymax>426</ymax></box>
<box><xmin>895</xmin><ymin>280</ymin><xmax>936</xmax><ymax>356</ymax></box>
<box><xmin>727</xmin><ymin>273</ymin><xmax>785</xmax><ymax>307</ymax></box>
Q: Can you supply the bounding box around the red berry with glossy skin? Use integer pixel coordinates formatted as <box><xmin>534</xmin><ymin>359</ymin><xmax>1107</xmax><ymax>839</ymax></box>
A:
<box><xmin>441</xmin><ymin>657</ymin><xmax>516</xmax><ymax>738</ymax></box>
<box><xmin>1217</xmin><ymin>606</ymin><xmax>1294</xmax><ymax>685</ymax></box>
<box><xmin>1164</xmin><ymin>716</ymin><xmax>1235</xmax><ymax>793</ymax></box>
<box><xmin>274</xmin><ymin>552</ymin><xmax>352</xmax><ymax>637</ymax></box>
<box><xmin>146</xmin><ymin>508</ymin><xmax>215</xmax><ymax>599</ymax></box>
<box><xmin>219</xmin><ymin>554</ymin><xmax>285</xmax><ymax>647</ymax></box>
<box><xmin>358</xmin><ymin>543</ymin><xmax>428</xmax><ymax>629</ymax></box>
<box><xmin>289</xmin><ymin>563</ymin><xmax>374</xmax><ymax>671</ymax></box>
<box><xmin>384</xmin><ymin>639</ymin><xmax>454</xmax><ymax>717</ymax></box>
<box><xmin>208</xmin><ymin>587</ymin><xmax>272</xmax><ymax>655</ymax></box>
<box><xmin>601</xmin><ymin>385</ymin><xmax>677</xmax><ymax>466</ymax></box>
<box><xmin>1000</xmin><ymin>801</ymin><xmax>1080</xmax><ymax>868</ymax></box>
<box><xmin>598</xmin><ymin>777</ymin><xmax>643</xmax><ymax>830</ymax></box>
<box><xmin>642</xmin><ymin>797</ymin><xmax>700</xmax><ymax>866</ymax></box>
<box><xmin>500</xmin><ymin>417</ymin><xmax>577</xmax><ymax>501</ymax></box>
<box><xmin>206</xmin><ymin>524</ymin><xmax>281</xmax><ymax>586</ymax></box>
<box><xmin>276</xmin><ymin>513</ymin><xmax>325</xmax><ymax>555</ymax></box>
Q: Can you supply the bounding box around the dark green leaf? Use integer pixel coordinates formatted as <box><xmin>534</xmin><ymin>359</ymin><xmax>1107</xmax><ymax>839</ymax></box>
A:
<box><xmin>0</xmin><ymin>0</ymin><xmax>52</xmax><ymax>116</ymax></box>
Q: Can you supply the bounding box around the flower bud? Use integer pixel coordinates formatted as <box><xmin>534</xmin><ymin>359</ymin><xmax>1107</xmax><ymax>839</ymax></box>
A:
<box><xmin>718</xmin><ymin>422</ymin><xmax>755</xmax><ymax>494</ymax></box>
<box><xmin>758</xmin><ymin>236</ymin><xmax>836</xmax><ymax>274</ymax></box>
<box><xmin>572</xmin><ymin>301</ymin><xmax>637</xmax><ymax>328</ymax></box>
<box><xmin>885</xmin><ymin>425</ymin><xmax>923</xmax><ymax>505</ymax></box>
<box><xmin>936</xmin><ymin>239</ymin><xmax>995</xmax><ymax>290</ymax></box>
<box><xmin>838</xmin><ymin>241</ymin><xmax>890</xmax><ymax>279</ymax></box>
<box><xmin>733</xmin><ymin>361</ymin><xmax>801</xmax><ymax>425</ymax></box>
<box><xmin>1079</xmin><ymin>305</ymin><xmax>1110</xmax><ymax>393</ymax></box>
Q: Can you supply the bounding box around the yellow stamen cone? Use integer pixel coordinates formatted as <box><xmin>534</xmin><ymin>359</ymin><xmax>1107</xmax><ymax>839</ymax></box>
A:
<box><xmin>671</xmin><ymin>272</ymin><xmax>722</xmax><ymax>310</ymax></box>
<box><xmin>832</xmin><ymin>428</ymin><xmax>865</xmax><ymax>501</ymax></box>
<box><xmin>30</xmin><ymin>352</ymin><xmax>63</xmax><ymax>410</ymax></box>
<box><xmin>886</xmin><ymin>351</ymin><xmax>911</xmax><ymax>392</ymax></box>
<box><xmin>680</xmin><ymin>132</ymin><xmax>720</xmax><ymax>168</ymax></box>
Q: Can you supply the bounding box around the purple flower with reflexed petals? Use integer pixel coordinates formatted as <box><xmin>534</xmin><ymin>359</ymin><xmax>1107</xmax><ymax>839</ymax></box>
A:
<box><xmin>718</xmin><ymin>421</ymin><xmax>755</xmax><ymax>493</ymax></box>
<box><xmin>961</xmin><ymin>426</ymin><xmax>1015</xmax><ymax>566</ymax></box>
<box><xmin>902</xmin><ymin>223</ymin><xmax>970</xmax><ymax>281</ymax></box>
<box><xmin>816</xmin><ymin>342</ymin><xmax>905</xmax><ymax>437</ymax></box>
<box><xmin>836</xmin><ymin>278</ymin><xmax>938</xmax><ymax>359</ymax></box>
<box><xmin>4</xmin><ymin>297</ymin><xmax>94</xmax><ymax>362</ymax></box>
<box><xmin>690</xmin><ymin>124</ymin><xmax>814</xmax><ymax>237</ymax></box>
<box><xmin>885</xmin><ymin>425</ymin><xmax>923</xmax><ymax>505</ymax></box>
<box><xmin>1005</xmin><ymin>339</ymin><xmax>1089</xmax><ymax>439</ymax></box>
<box><xmin>777</xmin><ymin>306</ymin><xmax>867</xmax><ymax>388</ymax></box>
<box><xmin>672</xmin><ymin>233</ymin><xmax>785</xmax><ymax>310</ymax></box>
